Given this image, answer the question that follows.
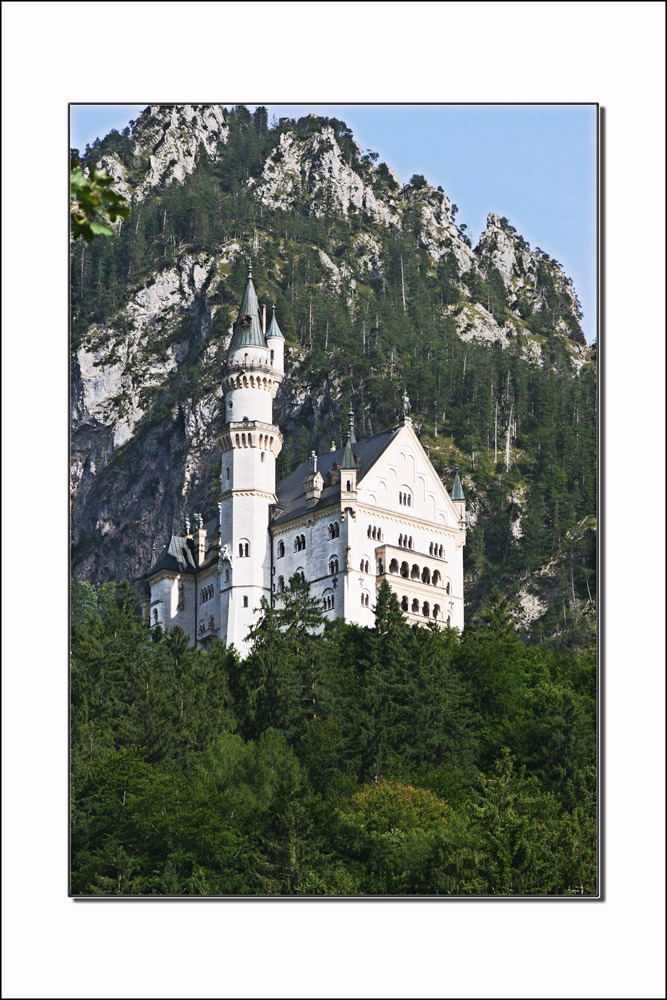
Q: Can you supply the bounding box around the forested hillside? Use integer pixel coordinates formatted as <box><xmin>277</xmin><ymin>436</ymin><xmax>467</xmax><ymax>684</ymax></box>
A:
<box><xmin>70</xmin><ymin>104</ymin><xmax>596</xmax><ymax>645</ymax></box>
<box><xmin>71</xmin><ymin>577</ymin><xmax>596</xmax><ymax>895</ymax></box>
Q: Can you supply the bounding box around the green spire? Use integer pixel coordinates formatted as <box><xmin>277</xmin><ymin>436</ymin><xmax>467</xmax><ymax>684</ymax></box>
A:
<box><xmin>451</xmin><ymin>470</ymin><xmax>465</xmax><ymax>501</ymax></box>
<box><xmin>266</xmin><ymin>304</ymin><xmax>284</xmax><ymax>340</ymax></box>
<box><xmin>342</xmin><ymin>407</ymin><xmax>356</xmax><ymax>469</ymax></box>
<box><xmin>229</xmin><ymin>261</ymin><xmax>266</xmax><ymax>351</ymax></box>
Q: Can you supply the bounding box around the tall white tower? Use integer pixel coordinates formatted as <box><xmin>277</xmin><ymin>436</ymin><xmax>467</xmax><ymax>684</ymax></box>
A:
<box><xmin>216</xmin><ymin>265</ymin><xmax>284</xmax><ymax>656</ymax></box>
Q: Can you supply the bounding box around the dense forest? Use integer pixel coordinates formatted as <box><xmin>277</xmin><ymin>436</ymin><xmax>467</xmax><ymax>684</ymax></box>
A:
<box><xmin>71</xmin><ymin>576</ymin><xmax>596</xmax><ymax>895</ymax></box>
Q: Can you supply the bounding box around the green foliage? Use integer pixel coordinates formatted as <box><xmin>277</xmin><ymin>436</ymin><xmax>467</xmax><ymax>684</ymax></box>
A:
<box><xmin>70</xmin><ymin>156</ymin><xmax>130</xmax><ymax>243</ymax></box>
<box><xmin>71</xmin><ymin>578</ymin><xmax>596</xmax><ymax>895</ymax></box>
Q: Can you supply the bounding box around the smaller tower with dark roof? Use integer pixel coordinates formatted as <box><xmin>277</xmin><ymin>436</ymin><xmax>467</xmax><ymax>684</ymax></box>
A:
<box><xmin>266</xmin><ymin>303</ymin><xmax>285</xmax><ymax>376</ymax></box>
<box><xmin>340</xmin><ymin>404</ymin><xmax>358</xmax><ymax>500</ymax></box>
<box><xmin>451</xmin><ymin>469</ymin><xmax>466</xmax><ymax>526</ymax></box>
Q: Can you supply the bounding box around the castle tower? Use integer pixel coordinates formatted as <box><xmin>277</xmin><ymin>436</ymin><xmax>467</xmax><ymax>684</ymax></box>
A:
<box><xmin>216</xmin><ymin>264</ymin><xmax>283</xmax><ymax>656</ymax></box>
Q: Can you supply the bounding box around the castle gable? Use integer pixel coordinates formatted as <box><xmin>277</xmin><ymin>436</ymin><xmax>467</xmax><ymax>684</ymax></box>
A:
<box><xmin>358</xmin><ymin>424</ymin><xmax>461</xmax><ymax>528</ymax></box>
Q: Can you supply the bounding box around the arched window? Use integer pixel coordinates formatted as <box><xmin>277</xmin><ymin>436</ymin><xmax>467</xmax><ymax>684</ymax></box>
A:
<box><xmin>389</xmin><ymin>558</ymin><xmax>399</xmax><ymax>574</ymax></box>
<box><xmin>333</xmin><ymin>523</ymin><xmax>339</xmax><ymax>538</ymax></box>
<box><xmin>378</xmin><ymin>560</ymin><xmax>384</xmax><ymax>575</ymax></box>
<box><xmin>239</xmin><ymin>540</ymin><xmax>250</xmax><ymax>557</ymax></box>
<box><xmin>346</xmin><ymin>480</ymin><xmax>352</xmax><ymax>491</ymax></box>
<box><xmin>433</xmin><ymin>604</ymin><xmax>440</xmax><ymax>620</ymax></box>
<box><xmin>399</xmin><ymin>534</ymin><xmax>403</xmax><ymax>547</ymax></box>
<box><xmin>446</xmin><ymin>581</ymin><xmax>451</xmax><ymax>595</ymax></box>
<box><xmin>401</xmin><ymin>596</ymin><xmax>409</xmax><ymax>612</ymax></box>
<box><xmin>378</xmin><ymin>529</ymin><xmax>382</xmax><ymax>541</ymax></box>
<box><xmin>422</xmin><ymin>602</ymin><xmax>430</xmax><ymax>617</ymax></box>
<box><xmin>411</xmin><ymin>564</ymin><xmax>420</xmax><ymax>580</ymax></box>
<box><xmin>439</xmin><ymin>545</ymin><xmax>444</xmax><ymax>558</ymax></box>
<box><xmin>225</xmin><ymin>569</ymin><xmax>229</xmax><ymax>583</ymax></box>
<box><xmin>153</xmin><ymin>609</ymin><xmax>158</xmax><ymax>624</ymax></box>
<box><xmin>277</xmin><ymin>576</ymin><xmax>284</xmax><ymax>593</ymax></box>
<box><xmin>400</xmin><ymin>561</ymin><xmax>409</xmax><ymax>578</ymax></box>
<box><xmin>209</xmin><ymin>616</ymin><xmax>214</xmax><ymax>629</ymax></box>
<box><xmin>243</xmin><ymin>596</ymin><xmax>248</xmax><ymax>608</ymax></box>
<box><xmin>277</xmin><ymin>540</ymin><xmax>285</xmax><ymax>558</ymax></box>
<box><xmin>329</xmin><ymin>558</ymin><xmax>338</xmax><ymax>575</ymax></box>
<box><xmin>372</xmin><ymin>527</ymin><xmax>377</xmax><ymax>540</ymax></box>
<box><xmin>360</xmin><ymin>559</ymin><xmax>365</xmax><ymax>572</ymax></box>
<box><xmin>409</xmin><ymin>537</ymin><xmax>413</xmax><ymax>549</ymax></box>
<box><xmin>300</xmin><ymin>534</ymin><xmax>306</xmax><ymax>550</ymax></box>
<box><xmin>421</xmin><ymin>567</ymin><xmax>431</xmax><ymax>585</ymax></box>
<box><xmin>294</xmin><ymin>536</ymin><xmax>300</xmax><ymax>552</ymax></box>
<box><xmin>429</xmin><ymin>542</ymin><xmax>433</xmax><ymax>554</ymax></box>
<box><xmin>367</xmin><ymin>525</ymin><xmax>371</xmax><ymax>537</ymax></box>
<box><xmin>432</xmin><ymin>570</ymin><xmax>441</xmax><ymax>586</ymax></box>
<box><xmin>411</xmin><ymin>599</ymin><xmax>419</xmax><ymax>614</ymax></box>
<box><xmin>447</xmin><ymin>615</ymin><xmax>451</xmax><ymax>627</ymax></box>
<box><xmin>261</xmin><ymin>453</ymin><xmax>265</xmax><ymax>462</ymax></box>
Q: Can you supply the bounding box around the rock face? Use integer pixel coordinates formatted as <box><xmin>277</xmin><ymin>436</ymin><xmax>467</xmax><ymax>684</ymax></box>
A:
<box><xmin>252</xmin><ymin>127</ymin><xmax>400</xmax><ymax>226</ymax></box>
<box><xmin>71</xmin><ymin>105</ymin><xmax>592</xmax><ymax>593</ymax></box>
<box><xmin>475</xmin><ymin>213</ymin><xmax>584</xmax><ymax>343</ymax></box>
<box><xmin>94</xmin><ymin>104</ymin><xmax>230</xmax><ymax>204</ymax></box>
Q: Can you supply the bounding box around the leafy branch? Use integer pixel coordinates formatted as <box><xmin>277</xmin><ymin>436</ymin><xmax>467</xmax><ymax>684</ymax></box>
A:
<box><xmin>70</xmin><ymin>156</ymin><xmax>130</xmax><ymax>243</ymax></box>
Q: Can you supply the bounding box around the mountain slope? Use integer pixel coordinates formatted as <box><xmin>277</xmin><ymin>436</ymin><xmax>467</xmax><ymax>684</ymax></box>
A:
<box><xmin>70</xmin><ymin>104</ymin><xmax>596</xmax><ymax>645</ymax></box>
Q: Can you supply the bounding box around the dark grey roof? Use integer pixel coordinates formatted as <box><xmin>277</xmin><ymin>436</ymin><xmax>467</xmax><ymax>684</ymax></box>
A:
<box><xmin>451</xmin><ymin>470</ymin><xmax>465</xmax><ymax>501</ymax></box>
<box><xmin>341</xmin><ymin>432</ymin><xmax>355</xmax><ymax>470</ymax></box>
<box><xmin>148</xmin><ymin>534</ymin><xmax>198</xmax><ymax>576</ymax></box>
<box><xmin>266</xmin><ymin>305</ymin><xmax>284</xmax><ymax>340</ymax></box>
<box><xmin>229</xmin><ymin>269</ymin><xmax>266</xmax><ymax>351</ymax></box>
<box><xmin>273</xmin><ymin>425</ymin><xmax>400</xmax><ymax>525</ymax></box>
<box><xmin>148</xmin><ymin>514</ymin><xmax>220</xmax><ymax>578</ymax></box>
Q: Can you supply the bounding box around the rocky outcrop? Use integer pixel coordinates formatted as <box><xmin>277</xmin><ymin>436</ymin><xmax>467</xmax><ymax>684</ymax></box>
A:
<box><xmin>252</xmin><ymin>127</ymin><xmax>400</xmax><ymax>226</ymax></box>
<box><xmin>95</xmin><ymin>104</ymin><xmax>230</xmax><ymax>204</ymax></box>
<box><xmin>475</xmin><ymin>213</ymin><xmax>584</xmax><ymax>342</ymax></box>
<box><xmin>400</xmin><ymin>182</ymin><xmax>475</xmax><ymax>271</ymax></box>
<box><xmin>70</xmin><ymin>244</ymin><xmax>245</xmax><ymax>582</ymax></box>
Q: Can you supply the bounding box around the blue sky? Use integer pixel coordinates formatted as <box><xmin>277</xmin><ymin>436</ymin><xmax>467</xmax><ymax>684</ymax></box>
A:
<box><xmin>71</xmin><ymin>104</ymin><xmax>597</xmax><ymax>342</ymax></box>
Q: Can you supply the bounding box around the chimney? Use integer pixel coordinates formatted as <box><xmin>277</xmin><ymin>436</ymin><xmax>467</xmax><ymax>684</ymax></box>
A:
<box><xmin>303</xmin><ymin>451</ymin><xmax>324</xmax><ymax>506</ymax></box>
<box><xmin>192</xmin><ymin>513</ymin><xmax>207</xmax><ymax>565</ymax></box>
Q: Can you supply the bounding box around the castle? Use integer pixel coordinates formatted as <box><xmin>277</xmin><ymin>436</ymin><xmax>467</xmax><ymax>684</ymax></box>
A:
<box><xmin>146</xmin><ymin>266</ymin><xmax>467</xmax><ymax>657</ymax></box>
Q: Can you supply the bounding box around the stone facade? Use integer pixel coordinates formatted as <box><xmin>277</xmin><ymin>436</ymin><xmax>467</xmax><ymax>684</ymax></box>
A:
<box><xmin>147</xmin><ymin>270</ymin><xmax>466</xmax><ymax>658</ymax></box>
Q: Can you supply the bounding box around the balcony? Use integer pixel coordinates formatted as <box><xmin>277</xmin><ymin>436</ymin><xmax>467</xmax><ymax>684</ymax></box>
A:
<box><xmin>374</xmin><ymin>543</ymin><xmax>450</xmax><ymax>591</ymax></box>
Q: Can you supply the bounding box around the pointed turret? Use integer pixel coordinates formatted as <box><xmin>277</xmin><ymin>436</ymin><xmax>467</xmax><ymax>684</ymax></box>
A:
<box><xmin>265</xmin><ymin>302</ymin><xmax>285</xmax><ymax>375</ymax></box>
<box><xmin>342</xmin><ymin>406</ymin><xmax>356</xmax><ymax>468</ymax></box>
<box><xmin>228</xmin><ymin>262</ymin><xmax>266</xmax><ymax>352</ymax></box>
<box><xmin>266</xmin><ymin>304</ymin><xmax>284</xmax><ymax>340</ymax></box>
<box><xmin>340</xmin><ymin>407</ymin><xmax>358</xmax><ymax>500</ymax></box>
<box><xmin>451</xmin><ymin>469</ymin><xmax>466</xmax><ymax>525</ymax></box>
